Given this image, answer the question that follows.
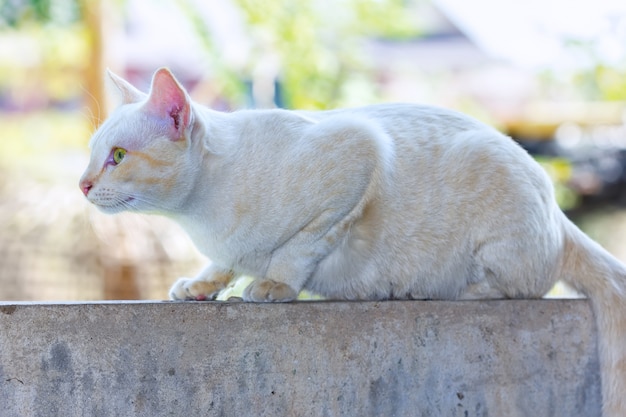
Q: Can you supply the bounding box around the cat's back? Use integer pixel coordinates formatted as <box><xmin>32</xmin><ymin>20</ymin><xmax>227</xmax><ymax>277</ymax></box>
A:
<box><xmin>300</xmin><ymin>103</ymin><xmax>530</xmax><ymax>177</ymax></box>
<box><xmin>302</xmin><ymin>103</ymin><xmax>543</xmax><ymax>189</ymax></box>
<box><xmin>299</xmin><ymin>103</ymin><xmax>488</xmax><ymax>143</ymax></box>
<box><xmin>229</xmin><ymin>103</ymin><xmax>549</xmax><ymax>205</ymax></box>
<box><xmin>229</xmin><ymin>103</ymin><xmax>490</xmax><ymax>156</ymax></box>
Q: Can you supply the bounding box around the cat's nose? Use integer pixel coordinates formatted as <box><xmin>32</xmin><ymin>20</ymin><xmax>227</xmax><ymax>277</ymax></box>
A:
<box><xmin>79</xmin><ymin>178</ymin><xmax>93</xmax><ymax>197</ymax></box>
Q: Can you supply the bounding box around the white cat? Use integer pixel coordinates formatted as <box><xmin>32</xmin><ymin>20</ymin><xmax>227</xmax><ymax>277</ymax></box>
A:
<box><xmin>80</xmin><ymin>68</ymin><xmax>626</xmax><ymax>416</ymax></box>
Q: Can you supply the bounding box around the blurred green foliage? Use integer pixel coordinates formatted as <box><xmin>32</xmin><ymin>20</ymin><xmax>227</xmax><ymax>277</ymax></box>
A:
<box><xmin>536</xmin><ymin>157</ymin><xmax>579</xmax><ymax>211</ymax></box>
<box><xmin>574</xmin><ymin>65</ymin><xmax>626</xmax><ymax>101</ymax></box>
<box><xmin>0</xmin><ymin>25</ymin><xmax>90</xmax><ymax>111</ymax></box>
<box><xmin>182</xmin><ymin>0</ymin><xmax>422</xmax><ymax>109</ymax></box>
<box><xmin>0</xmin><ymin>0</ymin><xmax>80</xmax><ymax>27</ymax></box>
<box><xmin>567</xmin><ymin>38</ymin><xmax>626</xmax><ymax>101</ymax></box>
<box><xmin>234</xmin><ymin>0</ymin><xmax>422</xmax><ymax>109</ymax></box>
<box><xmin>539</xmin><ymin>39</ymin><xmax>626</xmax><ymax>102</ymax></box>
<box><xmin>177</xmin><ymin>1</ymin><xmax>248</xmax><ymax>106</ymax></box>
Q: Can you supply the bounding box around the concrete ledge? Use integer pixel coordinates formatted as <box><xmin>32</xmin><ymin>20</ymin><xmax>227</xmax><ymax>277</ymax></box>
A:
<box><xmin>0</xmin><ymin>300</ymin><xmax>600</xmax><ymax>417</ymax></box>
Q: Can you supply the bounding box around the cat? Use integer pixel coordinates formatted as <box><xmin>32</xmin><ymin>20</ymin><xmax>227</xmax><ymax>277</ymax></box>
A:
<box><xmin>80</xmin><ymin>68</ymin><xmax>625</xmax><ymax>416</ymax></box>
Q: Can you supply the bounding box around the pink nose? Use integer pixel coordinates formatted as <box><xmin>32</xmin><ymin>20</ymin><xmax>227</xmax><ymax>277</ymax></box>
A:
<box><xmin>79</xmin><ymin>178</ymin><xmax>93</xmax><ymax>197</ymax></box>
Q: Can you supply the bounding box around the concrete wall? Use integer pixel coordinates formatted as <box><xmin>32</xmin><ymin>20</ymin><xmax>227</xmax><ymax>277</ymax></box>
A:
<box><xmin>0</xmin><ymin>300</ymin><xmax>600</xmax><ymax>417</ymax></box>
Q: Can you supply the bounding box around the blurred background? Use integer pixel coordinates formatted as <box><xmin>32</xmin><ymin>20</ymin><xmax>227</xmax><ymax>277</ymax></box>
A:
<box><xmin>1</xmin><ymin>0</ymin><xmax>626</xmax><ymax>301</ymax></box>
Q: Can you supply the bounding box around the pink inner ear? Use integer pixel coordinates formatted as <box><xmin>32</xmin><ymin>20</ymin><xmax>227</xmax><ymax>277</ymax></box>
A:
<box><xmin>169</xmin><ymin>105</ymin><xmax>184</xmax><ymax>130</ymax></box>
<box><xmin>144</xmin><ymin>69</ymin><xmax>190</xmax><ymax>134</ymax></box>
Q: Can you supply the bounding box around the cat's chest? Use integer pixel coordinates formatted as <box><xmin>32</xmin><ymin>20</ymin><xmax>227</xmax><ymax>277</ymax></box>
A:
<box><xmin>179</xmin><ymin>218</ymin><xmax>271</xmax><ymax>275</ymax></box>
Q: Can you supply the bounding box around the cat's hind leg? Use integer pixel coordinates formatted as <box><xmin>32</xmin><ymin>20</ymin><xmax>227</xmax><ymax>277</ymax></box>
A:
<box><xmin>473</xmin><ymin>236</ymin><xmax>558</xmax><ymax>299</ymax></box>
<box><xmin>169</xmin><ymin>265</ymin><xmax>236</xmax><ymax>301</ymax></box>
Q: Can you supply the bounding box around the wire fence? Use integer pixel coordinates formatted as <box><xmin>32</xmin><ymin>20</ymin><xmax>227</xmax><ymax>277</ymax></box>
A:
<box><xmin>0</xmin><ymin>169</ymin><xmax>203</xmax><ymax>301</ymax></box>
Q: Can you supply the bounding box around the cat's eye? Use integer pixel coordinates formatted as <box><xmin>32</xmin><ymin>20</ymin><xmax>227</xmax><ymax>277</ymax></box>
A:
<box><xmin>112</xmin><ymin>148</ymin><xmax>126</xmax><ymax>165</ymax></box>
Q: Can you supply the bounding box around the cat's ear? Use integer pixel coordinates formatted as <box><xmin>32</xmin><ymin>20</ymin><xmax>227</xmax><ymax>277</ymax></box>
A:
<box><xmin>106</xmin><ymin>69</ymin><xmax>146</xmax><ymax>104</ymax></box>
<box><xmin>144</xmin><ymin>68</ymin><xmax>192</xmax><ymax>140</ymax></box>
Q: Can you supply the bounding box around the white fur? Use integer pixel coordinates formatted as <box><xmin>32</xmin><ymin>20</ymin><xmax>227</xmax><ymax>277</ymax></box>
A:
<box><xmin>80</xmin><ymin>68</ymin><xmax>626</xmax><ymax>416</ymax></box>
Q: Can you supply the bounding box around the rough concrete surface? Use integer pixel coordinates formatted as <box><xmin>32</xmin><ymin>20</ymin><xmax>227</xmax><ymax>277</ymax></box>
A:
<box><xmin>0</xmin><ymin>300</ymin><xmax>600</xmax><ymax>417</ymax></box>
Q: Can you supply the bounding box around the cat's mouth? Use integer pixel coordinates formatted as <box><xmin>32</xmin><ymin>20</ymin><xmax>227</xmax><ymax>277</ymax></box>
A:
<box><xmin>93</xmin><ymin>196</ymin><xmax>136</xmax><ymax>214</ymax></box>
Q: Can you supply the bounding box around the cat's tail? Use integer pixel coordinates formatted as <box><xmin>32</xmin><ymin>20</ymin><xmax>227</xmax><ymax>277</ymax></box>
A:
<box><xmin>558</xmin><ymin>212</ymin><xmax>626</xmax><ymax>417</ymax></box>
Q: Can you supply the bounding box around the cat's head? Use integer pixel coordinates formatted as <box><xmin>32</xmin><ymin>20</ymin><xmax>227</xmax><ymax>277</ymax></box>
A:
<box><xmin>79</xmin><ymin>68</ymin><xmax>199</xmax><ymax>215</ymax></box>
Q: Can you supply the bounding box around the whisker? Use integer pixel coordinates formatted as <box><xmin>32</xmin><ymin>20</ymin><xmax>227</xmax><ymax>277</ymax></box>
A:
<box><xmin>111</xmin><ymin>192</ymin><xmax>176</xmax><ymax>213</ymax></box>
<box><xmin>78</xmin><ymin>83</ymin><xmax>103</xmax><ymax>131</ymax></box>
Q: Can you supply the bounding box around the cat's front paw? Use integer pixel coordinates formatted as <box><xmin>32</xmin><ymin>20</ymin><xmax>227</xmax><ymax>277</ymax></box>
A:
<box><xmin>242</xmin><ymin>279</ymin><xmax>298</xmax><ymax>302</ymax></box>
<box><xmin>169</xmin><ymin>277</ymin><xmax>225</xmax><ymax>301</ymax></box>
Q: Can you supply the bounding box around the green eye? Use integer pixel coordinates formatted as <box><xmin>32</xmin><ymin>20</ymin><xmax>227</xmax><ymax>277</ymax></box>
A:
<box><xmin>113</xmin><ymin>148</ymin><xmax>126</xmax><ymax>164</ymax></box>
